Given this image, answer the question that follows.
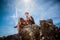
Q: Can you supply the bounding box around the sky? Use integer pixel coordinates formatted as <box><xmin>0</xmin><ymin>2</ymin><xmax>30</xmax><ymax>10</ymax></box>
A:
<box><xmin>0</xmin><ymin>0</ymin><xmax>60</xmax><ymax>37</ymax></box>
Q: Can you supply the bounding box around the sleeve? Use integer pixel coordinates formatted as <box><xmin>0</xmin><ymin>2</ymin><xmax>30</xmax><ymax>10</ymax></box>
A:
<box><xmin>30</xmin><ymin>16</ymin><xmax>35</xmax><ymax>24</ymax></box>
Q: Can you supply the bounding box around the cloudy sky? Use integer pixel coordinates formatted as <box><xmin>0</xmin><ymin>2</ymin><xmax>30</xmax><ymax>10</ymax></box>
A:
<box><xmin>0</xmin><ymin>0</ymin><xmax>60</xmax><ymax>36</ymax></box>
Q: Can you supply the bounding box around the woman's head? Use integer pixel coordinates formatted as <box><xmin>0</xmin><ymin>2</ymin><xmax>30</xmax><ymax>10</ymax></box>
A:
<box><xmin>18</xmin><ymin>18</ymin><xmax>24</xmax><ymax>24</ymax></box>
<box><xmin>25</xmin><ymin>12</ymin><xmax>29</xmax><ymax>17</ymax></box>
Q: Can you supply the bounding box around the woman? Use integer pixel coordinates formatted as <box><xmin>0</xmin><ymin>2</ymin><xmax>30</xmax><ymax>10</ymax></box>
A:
<box><xmin>16</xmin><ymin>18</ymin><xmax>25</xmax><ymax>40</ymax></box>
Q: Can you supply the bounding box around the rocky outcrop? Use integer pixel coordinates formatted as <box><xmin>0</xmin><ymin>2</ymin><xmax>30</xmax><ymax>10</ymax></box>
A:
<box><xmin>0</xmin><ymin>19</ymin><xmax>60</xmax><ymax>40</ymax></box>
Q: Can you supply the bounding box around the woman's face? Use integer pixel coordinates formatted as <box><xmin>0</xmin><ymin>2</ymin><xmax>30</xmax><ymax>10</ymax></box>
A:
<box><xmin>25</xmin><ymin>14</ymin><xmax>29</xmax><ymax>17</ymax></box>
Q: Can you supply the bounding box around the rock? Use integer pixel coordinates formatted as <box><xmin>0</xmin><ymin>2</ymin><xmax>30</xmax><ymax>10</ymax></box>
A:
<box><xmin>0</xmin><ymin>19</ymin><xmax>60</xmax><ymax>40</ymax></box>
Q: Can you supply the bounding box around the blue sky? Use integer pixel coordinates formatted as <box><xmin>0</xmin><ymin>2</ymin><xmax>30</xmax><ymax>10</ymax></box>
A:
<box><xmin>0</xmin><ymin>0</ymin><xmax>60</xmax><ymax>36</ymax></box>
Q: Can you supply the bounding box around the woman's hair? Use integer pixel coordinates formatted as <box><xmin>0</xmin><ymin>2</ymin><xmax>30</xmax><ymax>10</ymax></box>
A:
<box><xmin>25</xmin><ymin>12</ymin><xmax>29</xmax><ymax>14</ymax></box>
<box><xmin>18</xmin><ymin>18</ymin><xmax>24</xmax><ymax>24</ymax></box>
